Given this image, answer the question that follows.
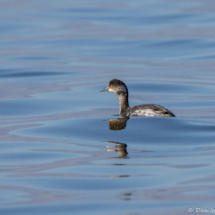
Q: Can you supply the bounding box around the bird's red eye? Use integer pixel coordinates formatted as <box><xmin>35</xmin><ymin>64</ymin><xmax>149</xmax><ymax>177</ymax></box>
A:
<box><xmin>110</xmin><ymin>86</ymin><xmax>113</xmax><ymax>88</ymax></box>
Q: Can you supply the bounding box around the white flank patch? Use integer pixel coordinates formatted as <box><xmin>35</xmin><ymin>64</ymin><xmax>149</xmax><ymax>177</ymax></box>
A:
<box><xmin>131</xmin><ymin>109</ymin><xmax>157</xmax><ymax>117</ymax></box>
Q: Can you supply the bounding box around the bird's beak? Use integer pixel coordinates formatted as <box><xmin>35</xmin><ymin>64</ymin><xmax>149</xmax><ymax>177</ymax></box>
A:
<box><xmin>99</xmin><ymin>86</ymin><xmax>109</xmax><ymax>92</ymax></box>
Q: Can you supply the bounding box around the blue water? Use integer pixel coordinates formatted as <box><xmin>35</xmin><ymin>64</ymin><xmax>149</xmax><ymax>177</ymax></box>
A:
<box><xmin>1</xmin><ymin>0</ymin><xmax>215</xmax><ymax>214</ymax></box>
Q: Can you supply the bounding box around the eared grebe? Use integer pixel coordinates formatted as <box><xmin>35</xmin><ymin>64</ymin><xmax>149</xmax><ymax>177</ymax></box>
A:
<box><xmin>100</xmin><ymin>79</ymin><xmax>175</xmax><ymax>117</ymax></box>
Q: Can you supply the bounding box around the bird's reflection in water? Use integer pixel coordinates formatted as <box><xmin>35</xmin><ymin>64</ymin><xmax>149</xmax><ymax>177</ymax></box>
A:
<box><xmin>104</xmin><ymin>118</ymin><xmax>153</xmax><ymax>159</ymax></box>
<box><xmin>105</xmin><ymin>117</ymin><xmax>129</xmax><ymax>130</ymax></box>
<box><xmin>105</xmin><ymin>141</ymin><xmax>129</xmax><ymax>159</ymax></box>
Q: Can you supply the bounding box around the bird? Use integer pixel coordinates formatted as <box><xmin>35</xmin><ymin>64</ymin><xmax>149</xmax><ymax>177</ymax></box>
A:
<box><xmin>100</xmin><ymin>79</ymin><xmax>175</xmax><ymax>117</ymax></box>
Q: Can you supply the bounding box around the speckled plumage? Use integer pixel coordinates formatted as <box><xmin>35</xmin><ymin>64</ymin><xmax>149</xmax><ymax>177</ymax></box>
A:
<box><xmin>121</xmin><ymin>104</ymin><xmax>174</xmax><ymax>117</ymax></box>
<box><xmin>100</xmin><ymin>79</ymin><xmax>175</xmax><ymax>117</ymax></box>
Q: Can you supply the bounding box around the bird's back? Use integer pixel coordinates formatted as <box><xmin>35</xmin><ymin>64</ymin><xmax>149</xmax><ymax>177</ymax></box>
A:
<box><xmin>121</xmin><ymin>104</ymin><xmax>175</xmax><ymax>117</ymax></box>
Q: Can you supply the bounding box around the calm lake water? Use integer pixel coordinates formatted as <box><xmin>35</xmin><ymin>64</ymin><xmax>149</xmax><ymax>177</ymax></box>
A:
<box><xmin>1</xmin><ymin>0</ymin><xmax>215</xmax><ymax>214</ymax></box>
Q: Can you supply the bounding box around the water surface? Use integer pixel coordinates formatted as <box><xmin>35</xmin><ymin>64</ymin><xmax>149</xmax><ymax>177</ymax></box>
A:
<box><xmin>1</xmin><ymin>0</ymin><xmax>215</xmax><ymax>214</ymax></box>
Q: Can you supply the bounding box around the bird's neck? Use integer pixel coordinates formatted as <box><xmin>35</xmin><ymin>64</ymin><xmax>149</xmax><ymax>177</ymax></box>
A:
<box><xmin>118</xmin><ymin>92</ymin><xmax>129</xmax><ymax>115</ymax></box>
